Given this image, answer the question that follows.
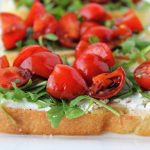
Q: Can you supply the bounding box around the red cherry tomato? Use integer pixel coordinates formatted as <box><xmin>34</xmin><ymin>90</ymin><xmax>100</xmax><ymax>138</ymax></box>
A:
<box><xmin>57</xmin><ymin>13</ymin><xmax>80</xmax><ymax>48</ymax></box>
<box><xmin>0</xmin><ymin>13</ymin><xmax>26</xmax><ymax>49</ymax></box>
<box><xmin>89</xmin><ymin>67</ymin><xmax>125</xmax><ymax>99</ymax></box>
<box><xmin>115</xmin><ymin>10</ymin><xmax>143</xmax><ymax>33</ymax></box>
<box><xmin>75</xmin><ymin>40</ymin><xmax>90</xmax><ymax>58</ymax></box>
<box><xmin>20</xmin><ymin>52</ymin><xmax>62</xmax><ymax>78</ymax></box>
<box><xmin>0</xmin><ymin>67</ymin><xmax>32</xmax><ymax>89</ymax></box>
<box><xmin>25</xmin><ymin>1</ymin><xmax>45</xmax><ymax>27</ymax></box>
<box><xmin>83</xmin><ymin>42</ymin><xmax>115</xmax><ymax>67</ymax></box>
<box><xmin>134</xmin><ymin>61</ymin><xmax>150</xmax><ymax>90</ymax></box>
<box><xmin>81</xmin><ymin>26</ymin><xmax>113</xmax><ymax>43</ymax></box>
<box><xmin>111</xmin><ymin>26</ymin><xmax>132</xmax><ymax>48</ymax></box>
<box><xmin>80</xmin><ymin>3</ymin><xmax>111</xmax><ymax>22</ymax></box>
<box><xmin>13</xmin><ymin>45</ymin><xmax>51</xmax><ymax>67</ymax></box>
<box><xmin>74</xmin><ymin>54</ymin><xmax>109</xmax><ymax>85</ymax></box>
<box><xmin>0</xmin><ymin>55</ymin><xmax>9</xmax><ymax>68</ymax></box>
<box><xmin>33</xmin><ymin>13</ymin><xmax>57</xmax><ymax>39</ymax></box>
<box><xmin>80</xmin><ymin>21</ymin><xmax>99</xmax><ymax>35</ymax></box>
<box><xmin>47</xmin><ymin>64</ymin><xmax>88</xmax><ymax>100</ymax></box>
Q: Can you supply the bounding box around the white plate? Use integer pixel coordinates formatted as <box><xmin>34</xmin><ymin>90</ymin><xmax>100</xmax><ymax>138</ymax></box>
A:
<box><xmin>0</xmin><ymin>133</ymin><xmax>150</xmax><ymax>150</ymax></box>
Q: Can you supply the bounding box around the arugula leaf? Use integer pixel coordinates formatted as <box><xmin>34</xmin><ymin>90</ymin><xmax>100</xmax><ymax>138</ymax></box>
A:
<box><xmin>47</xmin><ymin>105</ymin><xmax>65</xmax><ymax>128</ymax></box>
<box><xmin>62</xmin><ymin>101</ymin><xmax>84</xmax><ymax>120</ymax></box>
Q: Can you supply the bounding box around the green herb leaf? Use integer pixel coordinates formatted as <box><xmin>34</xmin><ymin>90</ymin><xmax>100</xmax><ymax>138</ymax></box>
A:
<box><xmin>47</xmin><ymin>105</ymin><xmax>65</xmax><ymax>128</ymax></box>
<box><xmin>44</xmin><ymin>34</ymin><xmax>58</xmax><ymax>41</ymax></box>
<box><xmin>88</xmin><ymin>36</ymin><xmax>100</xmax><ymax>44</ymax></box>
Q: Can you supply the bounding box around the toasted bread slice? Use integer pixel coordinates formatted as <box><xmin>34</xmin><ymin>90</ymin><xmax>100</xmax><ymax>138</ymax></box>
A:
<box><xmin>0</xmin><ymin>103</ymin><xmax>150</xmax><ymax>136</ymax></box>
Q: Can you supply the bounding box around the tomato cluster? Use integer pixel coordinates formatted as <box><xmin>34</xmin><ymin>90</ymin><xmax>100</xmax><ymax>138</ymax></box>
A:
<box><xmin>0</xmin><ymin>1</ymin><xmax>143</xmax><ymax>50</ymax></box>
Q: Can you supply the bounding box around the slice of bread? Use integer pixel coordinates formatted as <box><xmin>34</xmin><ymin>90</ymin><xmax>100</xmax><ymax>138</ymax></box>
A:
<box><xmin>0</xmin><ymin>103</ymin><xmax>150</xmax><ymax>136</ymax></box>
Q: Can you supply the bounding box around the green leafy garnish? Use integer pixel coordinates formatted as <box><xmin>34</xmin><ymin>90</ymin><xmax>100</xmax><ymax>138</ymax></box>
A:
<box><xmin>88</xmin><ymin>36</ymin><xmax>100</xmax><ymax>44</ymax></box>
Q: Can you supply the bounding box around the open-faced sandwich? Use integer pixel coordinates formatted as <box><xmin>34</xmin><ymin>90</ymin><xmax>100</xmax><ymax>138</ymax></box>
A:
<box><xmin>1</xmin><ymin>0</ymin><xmax>150</xmax><ymax>136</ymax></box>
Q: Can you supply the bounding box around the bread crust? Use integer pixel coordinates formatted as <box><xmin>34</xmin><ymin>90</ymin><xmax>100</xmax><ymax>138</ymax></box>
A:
<box><xmin>0</xmin><ymin>104</ymin><xmax>150</xmax><ymax>136</ymax></box>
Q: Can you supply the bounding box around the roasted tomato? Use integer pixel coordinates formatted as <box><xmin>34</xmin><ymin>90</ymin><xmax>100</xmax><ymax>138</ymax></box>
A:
<box><xmin>0</xmin><ymin>55</ymin><xmax>9</xmax><ymax>68</ymax></box>
<box><xmin>33</xmin><ymin>13</ymin><xmax>57</xmax><ymax>39</ymax></box>
<box><xmin>13</xmin><ymin>45</ymin><xmax>51</xmax><ymax>67</ymax></box>
<box><xmin>20</xmin><ymin>52</ymin><xmax>62</xmax><ymax>78</ymax></box>
<box><xmin>81</xmin><ymin>26</ymin><xmax>113</xmax><ymax>43</ymax></box>
<box><xmin>0</xmin><ymin>67</ymin><xmax>32</xmax><ymax>89</ymax></box>
<box><xmin>75</xmin><ymin>40</ymin><xmax>90</xmax><ymax>58</ymax></box>
<box><xmin>111</xmin><ymin>26</ymin><xmax>132</xmax><ymax>48</ymax></box>
<box><xmin>25</xmin><ymin>1</ymin><xmax>45</xmax><ymax>27</ymax></box>
<box><xmin>47</xmin><ymin>64</ymin><xmax>88</xmax><ymax>100</ymax></box>
<box><xmin>115</xmin><ymin>10</ymin><xmax>143</xmax><ymax>33</ymax></box>
<box><xmin>0</xmin><ymin>13</ymin><xmax>26</xmax><ymax>49</ymax></box>
<box><xmin>79</xmin><ymin>3</ymin><xmax>110</xmax><ymax>22</ymax></box>
<box><xmin>83</xmin><ymin>42</ymin><xmax>115</xmax><ymax>67</ymax></box>
<box><xmin>56</xmin><ymin>13</ymin><xmax>80</xmax><ymax>48</ymax></box>
<box><xmin>89</xmin><ymin>67</ymin><xmax>125</xmax><ymax>99</ymax></box>
<box><xmin>74</xmin><ymin>54</ymin><xmax>109</xmax><ymax>85</ymax></box>
<box><xmin>80</xmin><ymin>21</ymin><xmax>99</xmax><ymax>35</ymax></box>
<box><xmin>134</xmin><ymin>61</ymin><xmax>150</xmax><ymax>90</ymax></box>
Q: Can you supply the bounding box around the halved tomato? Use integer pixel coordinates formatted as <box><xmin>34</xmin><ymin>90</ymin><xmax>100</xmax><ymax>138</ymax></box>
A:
<box><xmin>20</xmin><ymin>52</ymin><xmax>62</xmax><ymax>78</ymax></box>
<box><xmin>0</xmin><ymin>67</ymin><xmax>32</xmax><ymax>89</ymax></box>
<box><xmin>47</xmin><ymin>64</ymin><xmax>88</xmax><ymax>100</ymax></box>
<box><xmin>0</xmin><ymin>55</ymin><xmax>9</xmax><ymax>68</ymax></box>
<box><xmin>80</xmin><ymin>3</ymin><xmax>111</xmax><ymax>22</ymax></box>
<box><xmin>56</xmin><ymin>12</ymin><xmax>80</xmax><ymax>48</ymax></box>
<box><xmin>115</xmin><ymin>9</ymin><xmax>143</xmax><ymax>33</ymax></box>
<box><xmin>0</xmin><ymin>13</ymin><xmax>26</xmax><ymax>49</ymax></box>
<box><xmin>81</xmin><ymin>26</ymin><xmax>113</xmax><ymax>43</ymax></box>
<box><xmin>89</xmin><ymin>67</ymin><xmax>125</xmax><ymax>99</ymax></box>
<box><xmin>13</xmin><ymin>45</ymin><xmax>51</xmax><ymax>67</ymax></box>
<box><xmin>25</xmin><ymin>1</ymin><xmax>46</xmax><ymax>27</ymax></box>
<box><xmin>134</xmin><ymin>61</ymin><xmax>150</xmax><ymax>90</ymax></box>
<box><xmin>33</xmin><ymin>13</ymin><xmax>57</xmax><ymax>39</ymax></box>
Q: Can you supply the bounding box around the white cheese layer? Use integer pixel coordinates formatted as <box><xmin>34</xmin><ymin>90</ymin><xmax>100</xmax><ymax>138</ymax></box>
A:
<box><xmin>114</xmin><ymin>93</ymin><xmax>150</xmax><ymax>111</ymax></box>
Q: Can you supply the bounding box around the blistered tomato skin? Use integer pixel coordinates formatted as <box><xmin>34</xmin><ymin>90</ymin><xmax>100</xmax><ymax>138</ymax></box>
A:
<box><xmin>0</xmin><ymin>67</ymin><xmax>32</xmax><ymax>89</ymax></box>
<box><xmin>83</xmin><ymin>42</ymin><xmax>115</xmax><ymax>67</ymax></box>
<box><xmin>13</xmin><ymin>45</ymin><xmax>51</xmax><ymax>67</ymax></box>
<box><xmin>20</xmin><ymin>52</ymin><xmax>62</xmax><ymax>78</ymax></box>
<box><xmin>0</xmin><ymin>13</ymin><xmax>26</xmax><ymax>50</ymax></box>
<box><xmin>57</xmin><ymin>13</ymin><xmax>80</xmax><ymax>48</ymax></box>
<box><xmin>74</xmin><ymin>54</ymin><xmax>109</xmax><ymax>85</ymax></box>
<box><xmin>134</xmin><ymin>61</ymin><xmax>150</xmax><ymax>90</ymax></box>
<box><xmin>0</xmin><ymin>55</ymin><xmax>9</xmax><ymax>68</ymax></box>
<box><xmin>80</xmin><ymin>3</ymin><xmax>110</xmax><ymax>22</ymax></box>
<box><xmin>89</xmin><ymin>67</ymin><xmax>125</xmax><ymax>99</ymax></box>
<box><xmin>47</xmin><ymin>64</ymin><xmax>88</xmax><ymax>100</ymax></box>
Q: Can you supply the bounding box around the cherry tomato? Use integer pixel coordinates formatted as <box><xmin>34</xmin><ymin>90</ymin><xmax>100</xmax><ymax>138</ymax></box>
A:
<box><xmin>83</xmin><ymin>42</ymin><xmax>115</xmax><ymax>67</ymax></box>
<box><xmin>0</xmin><ymin>55</ymin><xmax>9</xmax><ymax>68</ymax></box>
<box><xmin>80</xmin><ymin>3</ymin><xmax>111</xmax><ymax>22</ymax></box>
<box><xmin>89</xmin><ymin>67</ymin><xmax>125</xmax><ymax>99</ymax></box>
<box><xmin>0</xmin><ymin>67</ymin><xmax>32</xmax><ymax>89</ymax></box>
<box><xmin>75</xmin><ymin>40</ymin><xmax>90</xmax><ymax>58</ymax></box>
<box><xmin>74</xmin><ymin>54</ymin><xmax>109</xmax><ymax>85</ymax></box>
<box><xmin>134</xmin><ymin>61</ymin><xmax>150</xmax><ymax>90</ymax></box>
<box><xmin>57</xmin><ymin>13</ymin><xmax>80</xmax><ymax>48</ymax></box>
<box><xmin>20</xmin><ymin>52</ymin><xmax>62</xmax><ymax>78</ymax></box>
<box><xmin>0</xmin><ymin>13</ymin><xmax>26</xmax><ymax>50</ymax></box>
<box><xmin>25</xmin><ymin>1</ymin><xmax>46</xmax><ymax>27</ymax></box>
<box><xmin>33</xmin><ymin>13</ymin><xmax>57</xmax><ymax>39</ymax></box>
<box><xmin>13</xmin><ymin>45</ymin><xmax>51</xmax><ymax>67</ymax></box>
<box><xmin>47</xmin><ymin>64</ymin><xmax>88</xmax><ymax>100</ymax></box>
<box><xmin>115</xmin><ymin>9</ymin><xmax>143</xmax><ymax>33</ymax></box>
<box><xmin>111</xmin><ymin>26</ymin><xmax>132</xmax><ymax>48</ymax></box>
<box><xmin>81</xmin><ymin>26</ymin><xmax>113</xmax><ymax>43</ymax></box>
<box><xmin>80</xmin><ymin>21</ymin><xmax>99</xmax><ymax>35</ymax></box>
